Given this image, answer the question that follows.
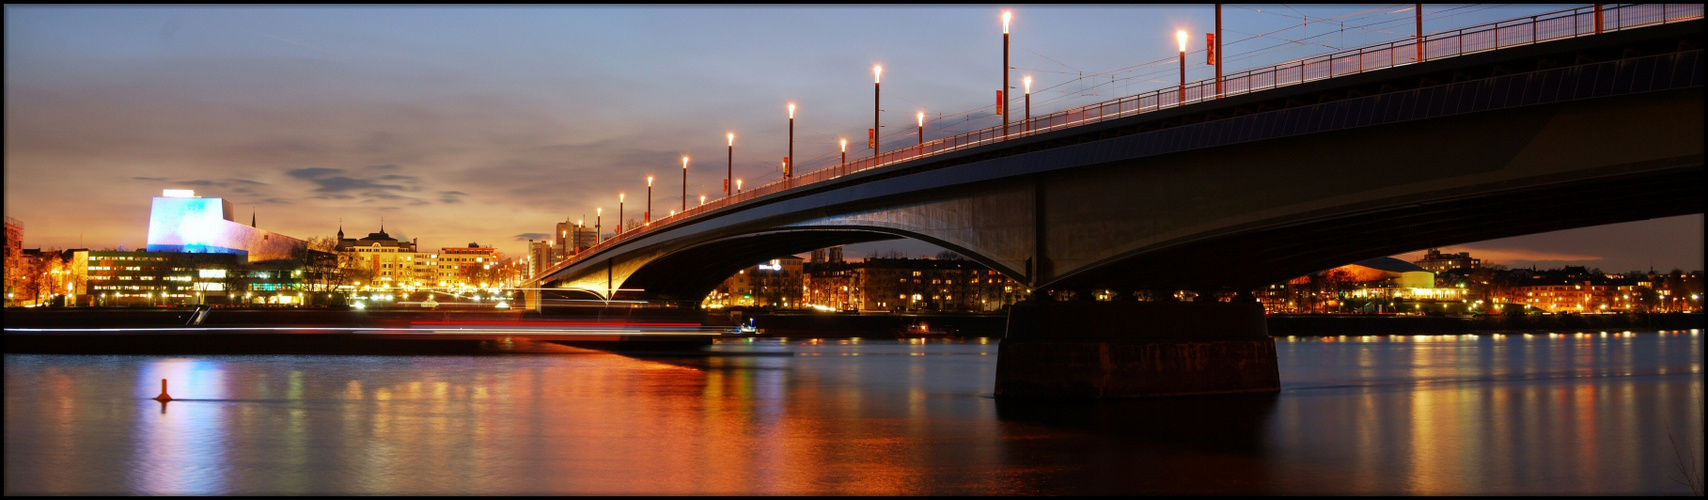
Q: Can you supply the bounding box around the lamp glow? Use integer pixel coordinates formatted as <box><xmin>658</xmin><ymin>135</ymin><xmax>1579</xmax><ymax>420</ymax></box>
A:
<box><xmin>1024</xmin><ymin>75</ymin><xmax>1032</xmax><ymax>94</ymax></box>
<box><xmin>682</xmin><ymin>156</ymin><xmax>689</xmax><ymax>169</ymax></box>
<box><xmin>917</xmin><ymin>111</ymin><xmax>924</xmax><ymax>127</ymax></box>
<box><xmin>841</xmin><ymin>138</ymin><xmax>847</xmax><ymax>152</ymax></box>
<box><xmin>728</xmin><ymin>132</ymin><xmax>734</xmax><ymax>146</ymax></box>
<box><xmin>874</xmin><ymin>65</ymin><xmax>882</xmax><ymax>83</ymax></box>
<box><xmin>1177</xmin><ymin>30</ymin><xmax>1188</xmax><ymax>53</ymax></box>
<box><xmin>647</xmin><ymin>176</ymin><xmax>653</xmax><ymax>187</ymax></box>
<box><xmin>1003</xmin><ymin>11</ymin><xmax>1011</xmax><ymax>34</ymax></box>
<box><xmin>788</xmin><ymin>103</ymin><xmax>796</xmax><ymax>119</ymax></box>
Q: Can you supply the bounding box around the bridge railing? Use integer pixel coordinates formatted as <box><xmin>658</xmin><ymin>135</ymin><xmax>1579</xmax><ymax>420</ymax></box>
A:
<box><xmin>533</xmin><ymin>3</ymin><xmax>1703</xmax><ymax>282</ymax></box>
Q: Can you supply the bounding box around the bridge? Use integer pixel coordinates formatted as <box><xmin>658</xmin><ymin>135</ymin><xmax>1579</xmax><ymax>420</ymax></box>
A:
<box><xmin>527</xmin><ymin>5</ymin><xmax>1705</xmax><ymax>398</ymax></box>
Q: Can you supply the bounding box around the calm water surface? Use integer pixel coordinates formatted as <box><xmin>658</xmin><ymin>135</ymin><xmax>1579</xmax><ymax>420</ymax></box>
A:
<box><xmin>5</xmin><ymin>330</ymin><xmax>1703</xmax><ymax>495</ymax></box>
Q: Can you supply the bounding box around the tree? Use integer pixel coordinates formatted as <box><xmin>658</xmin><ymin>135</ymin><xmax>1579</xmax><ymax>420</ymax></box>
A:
<box><xmin>290</xmin><ymin>236</ymin><xmax>341</xmax><ymax>292</ymax></box>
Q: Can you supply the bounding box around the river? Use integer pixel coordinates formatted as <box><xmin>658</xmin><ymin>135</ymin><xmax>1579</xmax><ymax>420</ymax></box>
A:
<box><xmin>4</xmin><ymin>330</ymin><xmax>1702</xmax><ymax>495</ymax></box>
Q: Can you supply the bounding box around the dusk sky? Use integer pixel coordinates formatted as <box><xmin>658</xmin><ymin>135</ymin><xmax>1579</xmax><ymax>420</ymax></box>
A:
<box><xmin>5</xmin><ymin>4</ymin><xmax>1700</xmax><ymax>273</ymax></box>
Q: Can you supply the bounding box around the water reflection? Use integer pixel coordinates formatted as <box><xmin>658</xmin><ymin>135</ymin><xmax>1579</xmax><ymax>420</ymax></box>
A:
<box><xmin>3</xmin><ymin>332</ymin><xmax>1702</xmax><ymax>495</ymax></box>
<box><xmin>1270</xmin><ymin>330</ymin><xmax>1703</xmax><ymax>495</ymax></box>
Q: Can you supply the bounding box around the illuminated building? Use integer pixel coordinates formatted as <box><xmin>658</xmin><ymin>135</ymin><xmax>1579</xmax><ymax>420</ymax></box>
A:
<box><xmin>145</xmin><ymin>189</ymin><xmax>305</xmax><ymax>262</ymax></box>
<box><xmin>334</xmin><ymin>223</ymin><xmax>418</xmax><ymax>288</ymax></box>
<box><xmin>527</xmin><ymin>239</ymin><xmax>552</xmax><ymax>278</ymax></box>
<box><xmin>710</xmin><ymin>256</ymin><xmax>804</xmax><ymax>309</ymax></box>
<box><xmin>714</xmin><ymin>255</ymin><xmax>1032</xmax><ymax>313</ymax></box>
<box><xmin>838</xmin><ymin>257</ymin><xmax>1026</xmax><ymax>313</ymax></box>
<box><xmin>86</xmin><ymin>250</ymin><xmax>230</xmax><ymax>305</ymax></box>
<box><xmin>430</xmin><ymin>243</ymin><xmax>500</xmax><ymax>287</ymax></box>
<box><xmin>4</xmin><ymin>216</ymin><xmax>23</xmax><ymax>305</ymax></box>
<box><xmin>1273</xmin><ymin>257</ymin><xmax>1464</xmax><ymax>314</ymax></box>
<box><xmin>1413</xmin><ymin>248</ymin><xmax>1482</xmax><ymax>274</ymax></box>
<box><xmin>1511</xmin><ymin>280</ymin><xmax>1610</xmax><ymax>313</ymax></box>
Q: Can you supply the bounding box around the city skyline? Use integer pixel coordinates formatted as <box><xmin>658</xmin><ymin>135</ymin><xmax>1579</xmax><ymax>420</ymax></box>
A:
<box><xmin>5</xmin><ymin>4</ymin><xmax>1701</xmax><ymax>273</ymax></box>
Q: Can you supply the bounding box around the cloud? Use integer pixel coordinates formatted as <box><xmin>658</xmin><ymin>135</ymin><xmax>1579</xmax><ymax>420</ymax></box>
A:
<box><xmin>514</xmin><ymin>232</ymin><xmax>549</xmax><ymax>241</ymax></box>
<box><xmin>288</xmin><ymin>167</ymin><xmax>342</xmax><ymax>179</ymax></box>
<box><xmin>1397</xmin><ymin>247</ymin><xmax>1604</xmax><ymax>267</ymax></box>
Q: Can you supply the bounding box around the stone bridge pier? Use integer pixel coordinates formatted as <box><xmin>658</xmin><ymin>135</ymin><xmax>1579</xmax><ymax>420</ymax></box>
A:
<box><xmin>994</xmin><ymin>299</ymin><xmax>1278</xmax><ymax>398</ymax></box>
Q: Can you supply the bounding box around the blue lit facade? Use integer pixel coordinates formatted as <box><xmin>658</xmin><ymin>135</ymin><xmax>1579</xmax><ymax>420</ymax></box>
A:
<box><xmin>144</xmin><ymin>191</ymin><xmax>304</xmax><ymax>262</ymax></box>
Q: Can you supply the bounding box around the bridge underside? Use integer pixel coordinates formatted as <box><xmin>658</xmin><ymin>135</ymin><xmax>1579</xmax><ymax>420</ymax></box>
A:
<box><xmin>1055</xmin><ymin>165</ymin><xmax>1702</xmax><ymax>295</ymax></box>
<box><xmin>559</xmin><ymin>84</ymin><xmax>1701</xmax><ymax>304</ymax></box>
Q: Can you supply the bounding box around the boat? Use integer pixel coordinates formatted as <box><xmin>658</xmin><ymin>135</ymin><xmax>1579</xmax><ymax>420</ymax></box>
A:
<box><xmin>894</xmin><ymin>320</ymin><xmax>958</xmax><ymax>339</ymax></box>
<box><xmin>723</xmin><ymin>320</ymin><xmax>763</xmax><ymax>337</ymax></box>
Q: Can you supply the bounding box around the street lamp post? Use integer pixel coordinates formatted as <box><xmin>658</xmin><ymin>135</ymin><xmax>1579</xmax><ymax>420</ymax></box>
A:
<box><xmin>840</xmin><ymin>138</ymin><xmax>847</xmax><ymax>176</ymax></box>
<box><xmin>786</xmin><ymin>103</ymin><xmax>795</xmax><ymax>181</ymax></box>
<box><xmin>1023</xmin><ymin>75</ymin><xmax>1032</xmax><ymax>132</ymax></box>
<box><xmin>1002</xmin><ymin>11</ymin><xmax>1012</xmax><ymax>137</ymax></box>
<box><xmin>574</xmin><ymin>219</ymin><xmax>582</xmax><ymax>256</ymax></box>
<box><xmin>681</xmin><ymin>156</ymin><xmax>688</xmax><ymax>213</ymax></box>
<box><xmin>1417</xmin><ymin>4</ymin><xmax>1425</xmax><ymax>61</ymax></box>
<box><xmin>726</xmin><ymin>133</ymin><xmax>734</xmax><ymax>197</ymax></box>
<box><xmin>737</xmin><ymin>179</ymin><xmax>743</xmax><ymax>194</ymax></box>
<box><xmin>1215</xmin><ymin>4</ymin><xmax>1223</xmax><ymax>96</ymax></box>
<box><xmin>596</xmin><ymin>207</ymin><xmax>602</xmax><ymax>244</ymax></box>
<box><xmin>645</xmin><ymin>176</ymin><xmax>653</xmax><ymax>225</ymax></box>
<box><xmin>1177</xmin><ymin>30</ymin><xmax>1188</xmax><ymax>104</ymax></box>
<box><xmin>916</xmin><ymin>111</ymin><xmax>925</xmax><ymax>150</ymax></box>
<box><xmin>618</xmin><ymin>193</ymin><xmax>625</xmax><ymax>235</ymax></box>
<box><xmin>873</xmin><ymin>65</ymin><xmax>882</xmax><ymax>158</ymax></box>
<box><xmin>700</xmin><ymin>194</ymin><xmax>706</xmax><ymax>207</ymax></box>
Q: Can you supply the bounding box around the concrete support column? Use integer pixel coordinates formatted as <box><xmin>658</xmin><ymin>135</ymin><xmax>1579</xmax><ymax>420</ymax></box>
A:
<box><xmin>995</xmin><ymin>300</ymin><xmax>1280</xmax><ymax>399</ymax></box>
<box><xmin>524</xmin><ymin>288</ymin><xmax>542</xmax><ymax>312</ymax></box>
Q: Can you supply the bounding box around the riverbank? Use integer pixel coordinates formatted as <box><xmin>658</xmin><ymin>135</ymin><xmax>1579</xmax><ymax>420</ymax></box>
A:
<box><xmin>1264</xmin><ymin>312</ymin><xmax>1704</xmax><ymax>335</ymax></box>
<box><xmin>4</xmin><ymin>307</ymin><xmax>1700</xmax><ymax>343</ymax></box>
